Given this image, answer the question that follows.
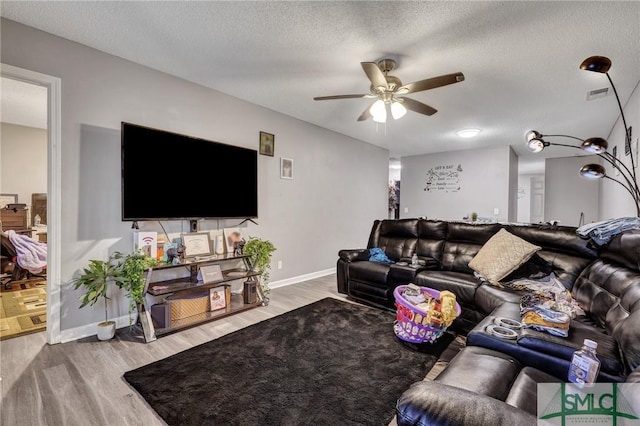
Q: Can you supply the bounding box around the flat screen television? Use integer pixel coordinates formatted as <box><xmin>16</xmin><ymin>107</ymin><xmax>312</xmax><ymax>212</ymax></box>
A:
<box><xmin>121</xmin><ymin>122</ymin><xmax>258</xmax><ymax>221</ymax></box>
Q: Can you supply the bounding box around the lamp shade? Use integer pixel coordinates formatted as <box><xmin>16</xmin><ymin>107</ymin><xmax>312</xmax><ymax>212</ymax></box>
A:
<box><xmin>579</xmin><ymin>163</ymin><xmax>606</xmax><ymax>179</ymax></box>
<box><xmin>527</xmin><ymin>138</ymin><xmax>546</xmax><ymax>153</ymax></box>
<box><xmin>580</xmin><ymin>56</ymin><xmax>612</xmax><ymax>73</ymax></box>
<box><xmin>371</xmin><ymin>100</ymin><xmax>387</xmax><ymax>123</ymax></box>
<box><xmin>391</xmin><ymin>101</ymin><xmax>407</xmax><ymax>120</ymax></box>
<box><xmin>526</xmin><ymin>130</ymin><xmax>542</xmax><ymax>142</ymax></box>
<box><xmin>581</xmin><ymin>137</ymin><xmax>608</xmax><ymax>154</ymax></box>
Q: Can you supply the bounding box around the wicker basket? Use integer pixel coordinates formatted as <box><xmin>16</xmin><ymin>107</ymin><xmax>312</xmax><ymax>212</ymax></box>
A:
<box><xmin>167</xmin><ymin>291</ymin><xmax>210</xmax><ymax>321</ymax></box>
<box><xmin>393</xmin><ymin>285</ymin><xmax>461</xmax><ymax>344</ymax></box>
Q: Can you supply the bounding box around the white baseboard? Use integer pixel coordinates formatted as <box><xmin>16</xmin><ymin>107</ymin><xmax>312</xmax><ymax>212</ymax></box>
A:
<box><xmin>60</xmin><ymin>268</ymin><xmax>336</xmax><ymax>342</ymax></box>
<box><xmin>269</xmin><ymin>267</ymin><xmax>336</xmax><ymax>289</ymax></box>
<box><xmin>59</xmin><ymin>314</ymin><xmax>134</xmax><ymax>343</ymax></box>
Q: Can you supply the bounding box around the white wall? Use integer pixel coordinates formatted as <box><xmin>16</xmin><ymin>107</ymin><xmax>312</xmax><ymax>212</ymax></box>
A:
<box><xmin>517</xmin><ymin>173</ymin><xmax>544</xmax><ymax>223</ymax></box>
<box><xmin>400</xmin><ymin>146</ymin><xmax>512</xmax><ymax>221</ymax></box>
<box><xmin>599</xmin><ymin>81</ymin><xmax>640</xmax><ymax>219</ymax></box>
<box><xmin>0</xmin><ymin>122</ymin><xmax>47</xmax><ymax>211</ymax></box>
<box><xmin>544</xmin><ymin>155</ymin><xmax>600</xmax><ymax>226</ymax></box>
<box><xmin>1</xmin><ymin>19</ymin><xmax>388</xmax><ymax>331</ymax></box>
<box><xmin>508</xmin><ymin>147</ymin><xmax>518</xmax><ymax>222</ymax></box>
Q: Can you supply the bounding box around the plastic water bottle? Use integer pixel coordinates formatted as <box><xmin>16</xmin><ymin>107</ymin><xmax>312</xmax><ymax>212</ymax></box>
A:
<box><xmin>568</xmin><ymin>339</ymin><xmax>600</xmax><ymax>386</ymax></box>
<box><xmin>411</xmin><ymin>253</ymin><xmax>418</xmax><ymax>267</ymax></box>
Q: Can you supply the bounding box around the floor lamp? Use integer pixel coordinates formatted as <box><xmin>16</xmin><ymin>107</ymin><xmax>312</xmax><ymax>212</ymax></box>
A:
<box><xmin>525</xmin><ymin>56</ymin><xmax>639</xmax><ymax>216</ymax></box>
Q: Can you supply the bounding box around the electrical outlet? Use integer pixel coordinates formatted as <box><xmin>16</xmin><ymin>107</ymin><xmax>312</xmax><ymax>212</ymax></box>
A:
<box><xmin>404</xmin><ymin>207</ymin><xmax>409</xmax><ymax>213</ymax></box>
<box><xmin>277</xmin><ymin>260</ymin><xmax>283</xmax><ymax>270</ymax></box>
<box><xmin>494</xmin><ymin>208</ymin><xmax>499</xmax><ymax>215</ymax></box>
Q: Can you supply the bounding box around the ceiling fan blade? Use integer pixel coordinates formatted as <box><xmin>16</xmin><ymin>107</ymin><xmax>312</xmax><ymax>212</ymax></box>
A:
<box><xmin>314</xmin><ymin>94</ymin><xmax>371</xmax><ymax>100</ymax></box>
<box><xmin>357</xmin><ymin>102</ymin><xmax>375</xmax><ymax>121</ymax></box>
<box><xmin>396</xmin><ymin>72</ymin><xmax>465</xmax><ymax>95</ymax></box>
<box><xmin>361</xmin><ymin>62</ymin><xmax>388</xmax><ymax>91</ymax></box>
<box><xmin>398</xmin><ymin>97</ymin><xmax>437</xmax><ymax>116</ymax></box>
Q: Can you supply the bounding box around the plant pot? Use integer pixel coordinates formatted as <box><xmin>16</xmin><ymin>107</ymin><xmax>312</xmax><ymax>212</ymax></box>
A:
<box><xmin>97</xmin><ymin>320</ymin><xmax>116</xmax><ymax>341</ymax></box>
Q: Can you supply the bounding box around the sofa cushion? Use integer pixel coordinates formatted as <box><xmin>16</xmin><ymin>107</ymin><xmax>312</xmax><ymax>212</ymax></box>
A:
<box><xmin>374</xmin><ymin>219</ymin><xmax>419</xmax><ymax>260</ymax></box>
<box><xmin>415</xmin><ymin>270</ymin><xmax>480</xmax><ymax>307</ymax></box>
<box><xmin>435</xmin><ymin>346</ymin><xmax>522</xmax><ymax>400</ymax></box>
<box><xmin>505</xmin><ymin>367</ymin><xmax>562</xmax><ymax>415</ymax></box>
<box><xmin>475</xmin><ymin>284</ymin><xmax>527</xmax><ymax>316</ymax></box>
<box><xmin>348</xmin><ymin>261</ymin><xmax>390</xmax><ymax>286</ymax></box>
<box><xmin>469</xmin><ymin>229</ymin><xmax>541</xmax><ymax>284</ymax></box>
<box><xmin>517</xmin><ymin>326</ymin><xmax>624</xmax><ymax>376</ymax></box>
<box><xmin>440</xmin><ymin>222</ymin><xmax>502</xmax><ymax>273</ymax></box>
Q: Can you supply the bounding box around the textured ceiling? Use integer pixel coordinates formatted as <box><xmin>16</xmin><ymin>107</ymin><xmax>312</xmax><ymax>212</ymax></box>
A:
<box><xmin>2</xmin><ymin>1</ymin><xmax>639</xmax><ymax>173</ymax></box>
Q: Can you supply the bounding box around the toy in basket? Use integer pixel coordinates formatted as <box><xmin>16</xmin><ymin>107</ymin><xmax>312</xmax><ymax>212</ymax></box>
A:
<box><xmin>393</xmin><ymin>284</ymin><xmax>461</xmax><ymax>344</ymax></box>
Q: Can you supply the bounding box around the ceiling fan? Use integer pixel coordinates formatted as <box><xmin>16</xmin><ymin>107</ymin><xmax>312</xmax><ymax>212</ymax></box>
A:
<box><xmin>313</xmin><ymin>59</ymin><xmax>465</xmax><ymax>122</ymax></box>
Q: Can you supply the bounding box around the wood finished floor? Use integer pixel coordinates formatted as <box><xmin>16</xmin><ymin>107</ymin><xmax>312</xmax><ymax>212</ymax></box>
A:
<box><xmin>0</xmin><ymin>274</ymin><xmax>417</xmax><ymax>426</ymax></box>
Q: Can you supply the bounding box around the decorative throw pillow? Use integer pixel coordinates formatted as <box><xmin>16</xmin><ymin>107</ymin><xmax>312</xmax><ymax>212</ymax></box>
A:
<box><xmin>468</xmin><ymin>229</ymin><xmax>541</xmax><ymax>284</ymax></box>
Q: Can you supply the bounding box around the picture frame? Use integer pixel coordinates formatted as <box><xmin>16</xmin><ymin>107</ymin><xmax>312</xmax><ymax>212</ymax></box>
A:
<box><xmin>0</xmin><ymin>194</ymin><xmax>18</xmax><ymax>209</ymax></box>
<box><xmin>209</xmin><ymin>286</ymin><xmax>227</xmax><ymax>311</ymax></box>
<box><xmin>613</xmin><ymin>146</ymin><xmax>620</xmax><ymax>176</ymax></box>
<box><xmin>181</xmin><ymin>232</ymin><xmax>212</xmax><ymax>258</ymax></box>
<box><xmin>259</xmin><ymin>131</ymin><xmax>275</xmax><ymax>157</ymax></box>
<box><xmin>200</xmin><ymin>264</ymin><xmax>224</xmax><ymax>284</ymax></box>
<box><xmin>223</xmin><ymin>227</ymin><xmax>245</xmax><ymax>255</ymax></box>
<box><xmin>280</xmin><ymin>157</ymin><xmax>293</xmax><ymax>180</ymax></box>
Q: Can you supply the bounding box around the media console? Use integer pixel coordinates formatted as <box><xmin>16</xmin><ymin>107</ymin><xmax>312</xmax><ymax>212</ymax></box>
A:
<box><xmin>137</xmin><ymin>253</ymin><xmax>262</xmax><ymax>342</ymax></box>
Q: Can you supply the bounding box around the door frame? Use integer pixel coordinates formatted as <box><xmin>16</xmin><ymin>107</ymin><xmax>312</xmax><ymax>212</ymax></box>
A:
<box><xmin>1</xmin><ymin>63</ymin><xmax>62</xmax><ymax>344</ymax></box>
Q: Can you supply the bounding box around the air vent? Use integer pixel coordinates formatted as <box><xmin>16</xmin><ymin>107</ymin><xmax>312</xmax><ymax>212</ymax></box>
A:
<box><xmin>586</xmin><ymin>87</ymin><xmax>608</xmax><ymax>101</ymax></box>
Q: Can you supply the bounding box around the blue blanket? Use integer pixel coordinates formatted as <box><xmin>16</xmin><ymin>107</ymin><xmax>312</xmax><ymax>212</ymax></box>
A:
<box><xmin>369</xmin><ymin>248</ymin><xmax>393</xmax><ymax>263</ymax></box>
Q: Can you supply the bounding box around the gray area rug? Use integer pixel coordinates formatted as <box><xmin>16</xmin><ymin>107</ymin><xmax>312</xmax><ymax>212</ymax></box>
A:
<box><xmin>123</xmin><ymin>297</ymin><xmax>452</xmax><ymax>425</ymax></box>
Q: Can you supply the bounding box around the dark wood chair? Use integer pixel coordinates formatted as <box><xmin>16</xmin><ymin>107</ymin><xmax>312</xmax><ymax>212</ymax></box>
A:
<box><xmin>1</xmin><ymin>232</ymin><xmax>46</xmax><ymax>289</ymax></box>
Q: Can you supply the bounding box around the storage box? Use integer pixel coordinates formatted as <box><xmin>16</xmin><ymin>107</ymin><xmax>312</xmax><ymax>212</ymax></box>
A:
<box><xmin>166</xmin><ymin>291</ymin><xmax>210</xmax><ymax>320</ymax></box>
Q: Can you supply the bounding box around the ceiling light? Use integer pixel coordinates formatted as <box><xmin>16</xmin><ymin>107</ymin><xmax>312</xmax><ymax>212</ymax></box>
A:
<box><xmin>391</xmin><ymin>101</ymin><xmax>407</xmax><ymax>120</ymax></box>
<box><xmin>456</xmin><ymin>129</ymin><xmax>480</xmax><ymax>138</ymax></box>
<box><xmin>370</xmin><ymin>99</ymin><xmax>387</xmax><ymax>123</ymax></box>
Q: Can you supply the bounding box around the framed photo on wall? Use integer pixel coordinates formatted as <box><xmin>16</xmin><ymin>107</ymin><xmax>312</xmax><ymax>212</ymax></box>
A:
<box><xmin>259</xmin><ymin>131</ymin><xmax>275</xmax><ymax>157</ymax></box>
<box><xmin>281</xmin><ymin>157</ymin><xmax>293</xmax><ymax>180</ymax></box>
<box><xmin>0</xmin><ymin>194</ymin><xmax>18</xmax><ymax>209</ymax></box>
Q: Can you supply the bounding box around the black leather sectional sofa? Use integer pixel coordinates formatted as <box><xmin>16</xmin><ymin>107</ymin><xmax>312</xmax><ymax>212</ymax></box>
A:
<box><xmin>336</xmin><ymin>219</ymin><xmax>640</xmax><ymax>425</ymax></box>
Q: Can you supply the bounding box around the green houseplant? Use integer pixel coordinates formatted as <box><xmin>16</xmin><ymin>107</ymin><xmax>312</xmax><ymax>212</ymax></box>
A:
<box><xmin>112</xmin><ymin>250</ymin><xmax>158</xmax><ymax>328</ymax></box>
<box><xmin>72</xmin><ymin>258</ymin><xmax>118</xmax><ymax>340</ymax></box>
<box><xmin>242</xmin><ymin>237</ymin><xmax>276</xmax><ymax>302</ymax></box>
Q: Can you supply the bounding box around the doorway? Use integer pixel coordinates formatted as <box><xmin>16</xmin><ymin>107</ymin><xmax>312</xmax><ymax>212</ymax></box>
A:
<box><xmin>1</xmin><ymin>64</ymin><xmax>61</xmax><ymax>344</ymax></box>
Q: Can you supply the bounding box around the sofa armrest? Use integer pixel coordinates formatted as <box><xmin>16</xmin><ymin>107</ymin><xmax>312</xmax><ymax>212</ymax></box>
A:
<box><xmin>396</xmin><ymin>381</ymin><xmax>536</xmax><ymax>426</ymax></box>
<box><xmin>338</xmin><ymin>249</ymin><xmax>370</xmax><ymax>263</ymax></box>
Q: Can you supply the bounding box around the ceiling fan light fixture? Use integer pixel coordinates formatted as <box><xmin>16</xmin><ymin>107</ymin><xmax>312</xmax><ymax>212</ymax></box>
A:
<box><xmin>370</xmin><ymin>99</ymin><xmax>387</xmax><ymax>123</ymax></box>
<box><xmin>456</xmin><ymin>128</ymin><xmax>480</xmax><ymax>138</ymax></box>
<box><xmin>391</xmin><ymin>101</ymin><xmax>407</xmax><ymax>120</ymax></box>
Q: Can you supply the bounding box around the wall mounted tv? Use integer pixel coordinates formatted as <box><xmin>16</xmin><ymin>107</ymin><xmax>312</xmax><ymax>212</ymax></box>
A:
<box><xmin>121</xmin><ymin>122</ymin><xmax>258</xmax><ymax>221</ymax></box>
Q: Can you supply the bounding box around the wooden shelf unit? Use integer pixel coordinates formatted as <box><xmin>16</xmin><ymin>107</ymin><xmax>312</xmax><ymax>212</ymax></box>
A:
<box><xmin>138</xmin><ymin>253</ymin><xmax>263</xmax><ymax>342</ymax></box>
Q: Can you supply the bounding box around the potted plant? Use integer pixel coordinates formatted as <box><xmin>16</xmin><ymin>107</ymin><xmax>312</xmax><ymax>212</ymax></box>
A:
<box><xmin>242</xmin><ymin>237</ymin><xmax>276</xmax><ymax>304</ymax></box>
<box><xmin>471</xmin><ymin>212</ymin><xmax>478</xmax><ymax>222</ymax></box>
<box><xmin>72</xmin><ymin>258</ymin><xmax>118</xmax><ymax>340</ymax></box>
<box><xmin>112</xmin><ymin>250</ymin><xmax>158</xmax><ymax>328</ymax></box>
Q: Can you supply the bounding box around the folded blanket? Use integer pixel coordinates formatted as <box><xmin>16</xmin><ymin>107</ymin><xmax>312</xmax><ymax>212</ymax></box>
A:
<box><xmin>6</xmin><ymin>230</ymin><xmax>47</xmax><ymax>274</ymax></box>
<box><xmin>577</xmin><ymin>216</ymin><xmax>640</xmax><ymax>246</ymax></box>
